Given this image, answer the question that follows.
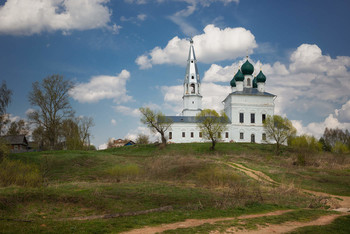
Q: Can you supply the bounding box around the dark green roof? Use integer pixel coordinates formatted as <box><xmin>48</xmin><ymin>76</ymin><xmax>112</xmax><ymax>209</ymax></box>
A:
<box><xmin>234</xmin><ymin>69</ymin><xmax>244</xmax><ymax>81</ymax></box>
<box><xmin>230</xmin><ymin>77</ymin><xmax>236</xmax><ymax>87</ymax></box>
<box><xmin>241</xmin><ymin>60</ymin><xmax>254</xmax><ymax>75</ymax></box>
<box><xmin>253</xmin><ymin>77</ymin><xmax>257</xmax><ymax>88</ymax></box>
<box><xmin>256</xmin><ymin>70</ymin><xmax>266</xmax><ymax>83</ymax></box>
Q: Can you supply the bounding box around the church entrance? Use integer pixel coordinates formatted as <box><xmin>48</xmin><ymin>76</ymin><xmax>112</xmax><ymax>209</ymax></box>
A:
<box><xmin>251</xmin><ymin>134</ymin><xmax>255</xmax><ymax>143</ymax></box>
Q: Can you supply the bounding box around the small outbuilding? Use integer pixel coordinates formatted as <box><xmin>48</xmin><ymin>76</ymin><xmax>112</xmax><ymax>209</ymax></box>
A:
<box><xmin>1</xmin><ymin>135</ymin><xmax>29</xmax><ymax>153</ymax></box>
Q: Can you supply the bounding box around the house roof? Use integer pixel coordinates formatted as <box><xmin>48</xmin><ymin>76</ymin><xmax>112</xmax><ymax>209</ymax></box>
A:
<box><xmin>1</xmin><ymin>135</ymin><xmax>28</xmax><ymax>146</ymax></box>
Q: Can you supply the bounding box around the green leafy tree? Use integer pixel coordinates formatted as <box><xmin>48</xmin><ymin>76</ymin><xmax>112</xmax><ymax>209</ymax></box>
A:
<box><xmin>139</xmin><ymin>107</ymin><xmax>173</xmax><ymax>147</ymax></box>
<box><xmin>0</xmin><ymin>81</ymin><xmax>12</xmax><ymax>136</ymax></box>
<box><xmin>61</xmin><ymin>118</ymin><xmax>83</xmax><ymax>150</ymax></box>
<box><xmin>263</xmin><ymin>115</ymin><xmax>296</xmax><ymax>154</ymax></box>
<box><xmin>136</xmin><ymin>134</ymin><xmax>150</xmax><ymax>145</ymax></box>
<box><xmin>320</xmin><ymin>128</ymin><xmax>350</xmax><ymax>152</ymax></box>
<box><xmin>196</xmin><ymin>109</ymin><xmax>229</xmax><ymax>150</ymax></box>
<box><xmin>27</xmin><ymin>75</ymin><xmax>74</xmax><ymax>149</ymax></box>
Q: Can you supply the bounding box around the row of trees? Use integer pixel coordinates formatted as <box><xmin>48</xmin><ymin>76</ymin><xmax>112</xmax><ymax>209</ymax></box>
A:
<box><xmin>0</xmin><ymin>76</ymin><xmax>95</xmax><ymax>151</ymax></box>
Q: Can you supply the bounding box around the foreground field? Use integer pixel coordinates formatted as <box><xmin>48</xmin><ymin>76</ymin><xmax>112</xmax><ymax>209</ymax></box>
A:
<box><xmin>0</xmin><ymin>143</ymin><xmax>349</xmax><ymax>233</ymax></box>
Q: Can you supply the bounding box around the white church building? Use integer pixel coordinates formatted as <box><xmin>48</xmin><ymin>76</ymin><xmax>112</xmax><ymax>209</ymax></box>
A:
<box><xmin>166</xmin><ymin>40</ymin><xmax>276</xmax><ymax>144</ymax></box>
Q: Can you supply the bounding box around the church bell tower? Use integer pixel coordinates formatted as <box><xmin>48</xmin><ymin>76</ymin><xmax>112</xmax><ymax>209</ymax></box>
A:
<box><xmin>182</xmin><ymin>39</ymin><xmax>202</xmax><ymax>116</ymax></box>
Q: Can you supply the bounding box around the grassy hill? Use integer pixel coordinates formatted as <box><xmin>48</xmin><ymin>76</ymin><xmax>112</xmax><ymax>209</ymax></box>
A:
<box><xmin>0</xmin><ymin>143</ymin><xmax>349</xmax><ymax>233</ymax></box>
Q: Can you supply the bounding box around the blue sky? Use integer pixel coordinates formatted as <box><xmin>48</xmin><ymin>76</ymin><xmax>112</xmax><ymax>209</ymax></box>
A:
<box><xmin>1</xmin><ymin>0</ymin><xmax>350</xmax><ymax>149</ymax></box>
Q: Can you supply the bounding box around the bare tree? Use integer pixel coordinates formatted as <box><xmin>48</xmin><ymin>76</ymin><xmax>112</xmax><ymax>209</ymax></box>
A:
<box><xmin>77</xmin><ymin>116</ymin><xmax>94</xmax><ymax>148</ymax></box>
<box><xmin>196</xmin><ymin>109</ymin><xmax>229</xmax><ymax>150</ymax></box>
<box><xmin>139</xmin><ymin>107</ymin><xmax>172</xmax><ymax>147</ymax></box>
<box><xmin>0</xmin><ymin>81</ymin><xmax>12</xmax><ymax>136</ymax></box>
<box><xmin>28</xmin><ymin>75</ymin><xmax>74</xmax><ymax>149</ymax></box>
<box><xmin>6</xmin><ymin>119</ymin><xmax>30</xmax><ymax>136</ymax></box>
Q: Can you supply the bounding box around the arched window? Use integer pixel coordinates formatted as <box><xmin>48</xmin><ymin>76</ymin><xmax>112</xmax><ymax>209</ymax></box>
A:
<box><xmin>251</xmin><ymin>134</ymin><xmax>255</xmax><ymax>143</ymax></box>
<box><xmin>247</xmin><ymin>78</ymin><xmax>251</xmax><ymax>86</ymax></box>
<box><xmin>190</xmin><ymin>84</ymin><xmax>195</xmax><ymax>94</ymax></box>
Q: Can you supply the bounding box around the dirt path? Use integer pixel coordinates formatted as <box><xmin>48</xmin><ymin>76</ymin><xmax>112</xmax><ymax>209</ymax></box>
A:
<box><xmin>223</xmin><ymin>213</ymin><xmax>345</xmax><ymax>234</ymax></box>
<box><xmin>121</xmin><ymin>210</ymin><xmax>292</xmax><ymax>234</ymax></box>
<box><xmin>226</xmin><ymin>162</ymin><xmax>350</xmax><ymax>211</ymax></box>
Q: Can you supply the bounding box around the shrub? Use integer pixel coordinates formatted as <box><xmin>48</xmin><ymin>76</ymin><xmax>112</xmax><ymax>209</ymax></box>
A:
<box><xmin>290</xmin><ymin>135</ymin><xmax>322</xmax><ymax>153</ymax></box>
<box><xmin>0</xmin><ymin>159</ymin><xmax>42</xmax><ymax>187</ymax></box>
<box><xmin>196</xmin><ymin>166</ymin><xmax>241</xmax><ymax>187</ymax></box>
<box><xmin>136</xmin><ymin>134</ymin><xmax>150</xmax><ymax>145</ymax></box>
<box><xmin>332</xmin><ymin>141</ymin><xmax>349</xmax><ymax>154</ymax></box>
<box><xmin>0</xmin><ymin>140</ymin><xmax>9</xmax><ymax>162</ymax></box>
<box><xmin>106</xmin><ymin>163</ymin><xmax>141</xmax><ymax>181</ymax></box>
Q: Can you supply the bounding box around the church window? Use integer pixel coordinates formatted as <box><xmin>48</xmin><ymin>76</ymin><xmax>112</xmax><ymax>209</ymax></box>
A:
<box><xmin>251</xmin><ymin>113</ymin><xmax>255</xmax><ymax>123</ymax></box>
<box><xmin>240</xmin><ymin>132</ymin><xmax>244</xmax><ymax>139</ymax></box>
<box><xmin>262</xmin><ymin>133</ymin><xmax>266</xmax><ymax>141</ymax></box>
<box><xmin>218</xmin><ymin>132</ymin><xmax>221</xmax><ymax>138</ymax></box>
<box><xmin>247</xmin><ymin>78</ymin><xmax>251</xmax><ymax>86</ymax></box>
<box><xmin>239</xmin><ymin>113</ymin><xmax>244</xmax><ymax>123</ymax></box>
<box><xmin>199</xmin><ymin>132</ymin><xmax>202</xmax><ymax>138</ymax></box>
<box><xmin>191</xmin><ymin>60</ymin><xmax>194</xmax><ymax>63</ymax></box>
<box><xmin>262</xmin><ymin>114</ymin><xmax>266</xmax><ymax>123</ymax></box>
<box><xmin>191</xmin><ymin>132</ymin><xmax>194</xmax><ymax>138</ymax></box>
<box><xmin>251</xmin><ymin>134</ymin><xmax>255</xmax><ymax>143</ymax></box>
<box><xmin>192</xmin><ymin>101</ymin><xmax>194</xmax><ymax>104</ymax></box>
<box><xmin>191</xmin><ymin>75</ymin><xmax>194</xmax><ymax>79</ymax></box>
<box><xmin>225</xmin><ymin>132</ymin><xmax>229</xmax><ymax>138</ymax></box>
<box><xmin>182</xmin><ymin>132</ymin><xmax>185</xmax><ymax>138</ymax></box>
<box><xmin>191</xmin><ymin>84</ymin><xmax>195</xmax><ymax>93</ymax></box>
<box><xmin>169</xmin><ymin>132</ymin><xmax>172</xmax><ymax>140</ymax></box>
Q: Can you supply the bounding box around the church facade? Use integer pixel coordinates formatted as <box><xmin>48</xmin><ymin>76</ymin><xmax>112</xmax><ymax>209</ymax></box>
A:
<box><xmin>166</xmin><ymin>40</ymin><xmax>276</xmax><ymax>144</ymax></box>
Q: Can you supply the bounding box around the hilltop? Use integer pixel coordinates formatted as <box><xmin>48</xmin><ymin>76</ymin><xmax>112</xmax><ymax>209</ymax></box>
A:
<box><xmin>0</xmin><ymin>143</ymin><xmax>350</xmax><ymax>233</ymax></box>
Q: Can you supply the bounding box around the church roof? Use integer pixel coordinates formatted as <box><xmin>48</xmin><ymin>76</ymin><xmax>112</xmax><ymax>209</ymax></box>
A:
<box><xmin>231</xmin><ymin>88</ymin><xmax>275</xmax><ymax>97</ymax></box>
<box><xmin>167</xmin><ymin>116</ymin><xmax>231</xmax><ymax>124</ymax></box>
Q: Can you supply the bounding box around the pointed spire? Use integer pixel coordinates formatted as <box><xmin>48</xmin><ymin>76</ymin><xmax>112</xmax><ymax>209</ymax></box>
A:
<box><xmin>185</xmin><ymin>39</ymin><xmax>199</xmax><ymax>84</ymax></box>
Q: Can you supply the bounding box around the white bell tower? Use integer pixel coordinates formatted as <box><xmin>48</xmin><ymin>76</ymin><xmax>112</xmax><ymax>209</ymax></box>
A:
<box><xmin>182</xmin><ymin>39</ymin><xmax>202</xmax><ymax>116</ymax></box>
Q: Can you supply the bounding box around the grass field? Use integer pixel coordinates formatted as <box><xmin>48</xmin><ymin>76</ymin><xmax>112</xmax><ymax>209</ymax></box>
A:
<box><xmin>1</xmin><ymin>142</ymin><xmax>349</xmax><ymax>233</ymax></box>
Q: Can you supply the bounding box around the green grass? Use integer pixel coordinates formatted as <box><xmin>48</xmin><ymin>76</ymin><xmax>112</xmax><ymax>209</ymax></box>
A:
<box><xmin>0</xmin><ymin>143</ymin><xmax>349</xmax><ymax>233</ymax></box>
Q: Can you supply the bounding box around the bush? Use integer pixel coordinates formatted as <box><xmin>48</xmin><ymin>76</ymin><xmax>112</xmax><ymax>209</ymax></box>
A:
<box><xmin>106</xmin><ymin>163</ymin><xmax>141</xmax><ymax>181</ymax></box>
<box><xmin>136</xmin><ymin>134</ymin><xmax>150</xmax><ymax>145</ymax></box>
<box><xmin>332</xmin><ymin>141</ymin><xmax>349</xmax><ymax>154</ymax></box>
<box><xmin>290</xmin><ymin>135</ymin><xmax>322</xmax><ymax>153</ymax></box>
<box><xmin>0</xmin><ymin>140</ymin><xmax>9</xmax><ymax>162</ymax></box>
<box><xmin>0</xmin><ymin>159</ymin><xmax>42</xmax><ymax>187</ymax></box>
<box><xmin>196</xmin><ymin>166</ymin><xmax>241</xmax><ymax>187</ymax></box>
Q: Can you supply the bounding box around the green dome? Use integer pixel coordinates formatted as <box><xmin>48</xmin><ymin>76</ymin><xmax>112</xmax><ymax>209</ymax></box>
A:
<box><xmin>234</xmin><ymin>69</ymin><xmax>244</xmax><ymax>82</ymax></box>
<box><xmin>230</xmin><ymin>77</ymin><xmax>236</xmax><ymax>87</ymax></box>
<box><xmin>256</xmin><ymin>70</ymin><xmax>266</xmax><ymax>83</ymax></box>
<box><xmin>253</xmin><ymin>77</ymin><xmax>257</xmax><ymax>88</ymax></box>
<box><xmin>241</xmin><ymin>60</ymin><xmax>254</xmax><ymax>75</ymax></box>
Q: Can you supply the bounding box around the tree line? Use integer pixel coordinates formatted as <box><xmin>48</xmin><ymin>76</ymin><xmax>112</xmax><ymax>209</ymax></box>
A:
<box><xmin>0</xmin><ymin>75</ymin><xmax>95</xmax><ymax>151</ymax></box>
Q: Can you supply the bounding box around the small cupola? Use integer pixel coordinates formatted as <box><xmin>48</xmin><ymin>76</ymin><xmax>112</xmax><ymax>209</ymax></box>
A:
<box><xmin>256</xmin><ymin>70</ymin><xmax>266</xmax><ymax>83</ymax></box>
<box><xmin>253</xmin><ymin>77</ymin><xmax>257</xmax><ymax>88</ymax></box>
<box><xmin>230</xmin><ymin>77</ymin><xmax>236</xmax><ymax>87</ymax></box>
<box><xmin>241</xmin><ymin>59</ymin><xmax>254</xmax><ymax>75</ymax></box>
<box><xmin>234</xmin><ymin>69</ymin><xmax>244</xmax><ymax>82</ymax></box>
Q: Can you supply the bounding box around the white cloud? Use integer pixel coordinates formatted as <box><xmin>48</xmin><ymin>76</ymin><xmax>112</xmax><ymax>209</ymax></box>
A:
<box><xmin>111</xmin><ymin>119</ymin><xmax>117</xmax><ymax>126</ymax></box>
<box><xmin>0</xmin><ymin>0</ymin><xmax>117</xmax><ymax>35</ymax></box>
<box><xmin>70</xmin><ymin>70</ymin><xmax>132</xmax><ymax>104</ymax></box>
<box><xmin>136</xmin><ymin>24</ymin><xmax>257</xmax><ymax>69</ymax></box>
<box><xmin>98</xmin><ymin>143</ymin><xmax>108</xmax><ymax>150</ymax></box>
<box><xmin>114</xmin><ymin>105</ymin><xmax>140</xmax><ymax>117</ymax></box>
<box><xmin>335</xmin><ymin>100</ymin><xmax>350</xmax><ymax>122</ymax></box>
<box><xmin>124</xmin><ymin>126</ymin><xmax>159</xmax><ymax>142</ymax></box>
<box><xmin>137</xmin><ymin>14</ymin><xmax>147</xmax><ymax>21</ymax></box>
